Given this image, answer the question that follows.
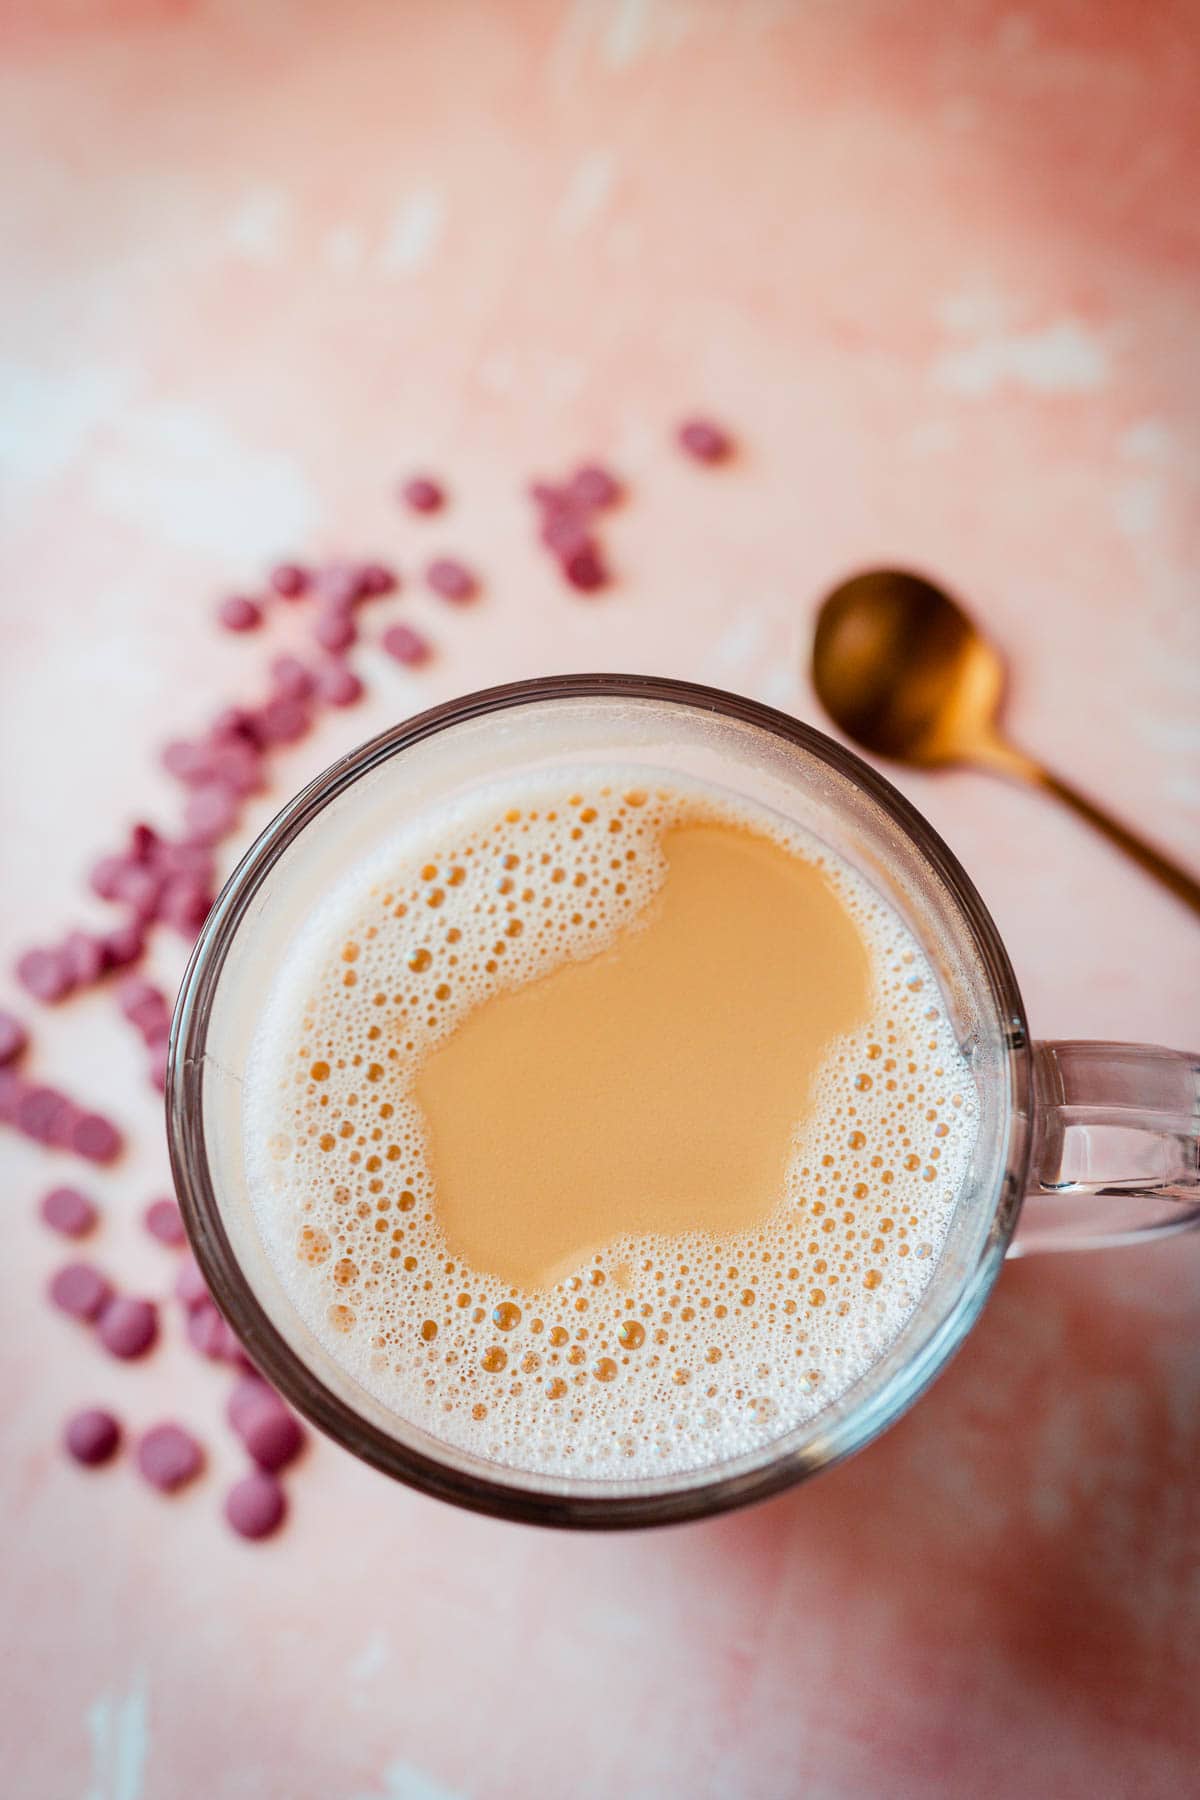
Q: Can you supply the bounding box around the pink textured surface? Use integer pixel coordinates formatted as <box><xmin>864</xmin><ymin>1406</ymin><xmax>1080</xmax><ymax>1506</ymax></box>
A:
<box><xmin>2</xmin><ymin>5</ymin><xmax>1199</xmax><ymax>1797</ymax></box>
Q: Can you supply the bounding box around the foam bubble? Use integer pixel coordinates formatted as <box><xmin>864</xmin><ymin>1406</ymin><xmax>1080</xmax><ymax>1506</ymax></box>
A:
<box><xmin>245</xmin><ymin>769</ymin><xmax>979</xmax><ymax>1479</ymax></box>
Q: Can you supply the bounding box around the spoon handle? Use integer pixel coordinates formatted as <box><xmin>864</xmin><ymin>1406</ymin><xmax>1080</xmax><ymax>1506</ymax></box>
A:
<box><xmin>1033</xmin><ymin>765</ymin><xmax>1200</xmax><ymax>919</ymax></box>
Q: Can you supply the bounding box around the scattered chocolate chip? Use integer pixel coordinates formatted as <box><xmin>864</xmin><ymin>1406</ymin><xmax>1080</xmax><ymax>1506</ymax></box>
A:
<box><xmin>269</xmin><ymin>563</ymin><xmax>310</xmax><ymax>599</ymax></box>
<box><xmin>316</xmin><ymin>663</ymin><xmax>364</xmax><ymax>707</ymax></box>
<box><xmin>254</xmin><ymin>695</ymin><xmax>312</xmax><ymax>747</ymax></box>
<box><xmin>426</xmin><ymin>558</ymin><xmax>477</xmax><ymax>603</ymax></box>
<box><xmin>89</xmin><ymin>854</ymin><xmax>129</xmax><ymax>901</ymax></box>
<box><xmin>0</xmin><ymin>1011</ymin><xmax>28</xmax><ymax>1067</ymax></box>
<box><xmin>401</xmin><ymin>476</ymin><xmax>444</xmax><ymax>514</ymax></box>
<box><xmin>175</xmin><ymin>1255</ymin><xmax>211</xmax><ymax>1311</ymax></box>
<box><xmin>186</xmin><ymin>1302</ymin><xmax>227</xmax><ymax>1359</ymax></box>
<box><xmin>676</xmin><ymin>417</ymin><xmax>732</xmax><ymax>463</ymax></box>
<box><xmin>16</xmin><ymin>947</ymin><xmax>73</xmax><ymax>1004</ymax></box>
<box><xmin>65</xmin><ymin>1408</ymin><xmax>121</xmax><ymax>1467</ymax></box>
<box><xmin>97</xmin><ymin>1295</ymin><xmax>158</xmax><ymax>1359</ymax></box>
<box><xmin>225</xmin><ymin>1470</ymin><xmax>286</xmax><ymax>1539</ymax></box>
<box><xmin>62</xmin><ymin>931</ymin><xmax>109</xmax><ymax>987</ymax></box>
<box><xmin>227</xmin><ymin>1375</ymin><xmax>281</xmax><ymax>1435</ymax></box>
<box><xmin>41</xmin><ymin>1186</ymin><xmax>99</xmax><ymax>1238</ymax></box>
<box><xmin>217</xmin><ymin>595</ymin><xmax>263</xmax><ymax>633</ymax></box>
<box><xmin>357</xmin><ymin>562</ymin><xmax>398</xmax><ymax>598</ymax></box>
<box><xmin>101</xmin><ymin>920</ymin><xmax>146</xmax><ymax>970</ymax></box>
<box><xmin>137</xmin><ymin>1422</ymin><xmax>203</xmax><ymax>1492</ymax></box>
<box><xmin>314</xmin><ymin>608</ymin><xmax>357</xmax><ymax>654</ymax></box>
<box><xmin>316</xmin><ymin>564</ymin><xmax>368</xmax><ymax>610</ymax></box>
<box><xmin>146</xmin><ymin>1037</ymin><xmax>171</xmax><ymax>1094</ymax></box>
<box><xmin>144</xmin><ymin>1197</ymin><xmax>186</xmax><ymax>1247</ymax></box>
<box><xmin>157</xmin><ymin>873</ymin><xmax>214</xmax><ymax>936</ymax></box>
<box><xmin>382</xmin><ymin>623</ymin><xmax>431</xmax><ymax>667</ymax></box>
<box><xmin>269</xmin><ymin>656</ymin><xmax>316</xmax><ymax>702</ymax></box>
<box><xmin>562</xmin><ymin>543</ymin><xmax>608</xmax><ymax>592</ymax></box>
<box><xmin>569</xmin><ymin>464</ymin><xmax>622</xmax><ymax>510</ymax></box>
<box><xmin>49</xmin><ymin>1262</ymin><xmax>113</xmax><ymax>1322</ymax></box>
<box><xmin>240</xmin><ymin>1402</ymin><xmax>305</xmax><ymax>1473</ymax></box>
<box><xmin>19</xmin><ymin>1084</ymin><xmax>78</xmax><ymax>1146</ymax></box>
<box><xmin>71</xmin><ymin>1112</ymin><xmax>122</xmax><ymax>1164</ymax></box>
<box><xmin>183</xmin><ymin>784</ymin><xmax>240</xmax><ymax>846</ymax></box>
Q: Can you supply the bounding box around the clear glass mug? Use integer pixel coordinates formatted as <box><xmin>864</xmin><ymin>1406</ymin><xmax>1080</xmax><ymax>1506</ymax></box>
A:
<box><xmin>166</xmin><ymin>676</ymin><xmax>1200</xmax><ymax>1528</ymax></box>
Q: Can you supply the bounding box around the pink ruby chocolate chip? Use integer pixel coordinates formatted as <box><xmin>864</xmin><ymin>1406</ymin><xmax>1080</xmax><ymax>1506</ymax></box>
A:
<box><xmin>61</xmin><ymin>930</ymin><xmax>109</xmax><ymax>987</ymax></box>
<box><xmin>97</xmin><ymin>1295</ymin><xmax>158</xmax><ymax>1359</ymax></box>
<box><xmin>254</xmin><ymin>695</ymin><xmax>312</xmax><ymax>747</ymax></box>
<box><xmin>676</xmin><ymin>417</ymin><xmax>733</xmax><ymax>463</ymax></box>
<box><xmin>41</xmin><ymin>1186</ymin><xmax>99</xmax><ymax>1238</ymax></box>
<box><xmin>269</xmin><ymin>562</ymin><xmax>311</xmax><ymax>599</ymax></box>
<box><xmin>316</xmin><ymin>563</ymin><xmax>368</xmax><ymax>610</ymax></box>
<box><xmin>19</xmin><ymin>1085</ymin><xmax>79</xmax><ymax>1147</ymax></box>
<box><xmin>16</xmin><ymin>946</ymin><xmax>73</xmax><ymax>1004</ymax></box>
<box><xmin>183</xmin><ymin>783</ymin><xmax>240</xmax><ymax>845</ymax></box>
<box><xmin>0</xmin><ymin>1011</ymin><xmax>28</xmax><ymax>1067</ymax></box>
<box><xmin>227</xmin><ymin>1375</ymin><xmax>281</xmax><ymax>1434</ymax></box>
<box><xmin>144</xmin><ymin>1196</ymin><xmax>186</xmax><ymax>1247</ymax></box>
<box><xmin>562</xmin><ymin>543</ymin><xmax>608</xmax><ymax>592</ymax></box>
<box><xmin>270</xmin><ymin>655</ymin><xmax>316</xmax><ymax>702</ymax></box>
<box><xmin>382</xmin><ymin>623</ymin><xmax>431</xmax><ymax>667</ymax></box>
<box><xmin>401</xmin><ymin>475</ymin><xmax>444</xmax><ymax>514</ymax></box>
<box><xmin>426</xmin><ymin>557</ymin><xmax>477</xmax><ymax>603</ymax></box>
<box><xmin>147</xmin><ymin>1038</ymin><xmax>171</xmax><ymax>1094</ymax></box>
<box><xmin>569</xmin><ymin>464</ymin><xmax>622</xmax><ymax>510</ymax></box>
<box><xmin>137</xmin><ymin>1422</ymin><xmax>203</xmax><ymax>1492</ymax></box>
<box><xmin>119</xmin><ymin>976</ymin><xmax>171</xmax><ymax>1041</ymax></box>
<box><xmin>48</xmin><ymin>1262</ymin><xmax>113</xmax><ymax>1322</ymax></box>
<box><xmin>175</xmin><ymin>1254</ymin><xmax>210</xmax><ymax>1311</ymax></box>
<box><xmin>314</xmin><ymin>608</ymin><xmax>357</xmax><ymax>654</ymax></box>
<box><xmin>217</xmin><ymin>595</ymin><xmax>263</xmax><ymax>633</ymax></box>
<box><xmin>225</xmin><ymin>1470</ymin><xmax>287</xmax><ymax>1540</ymax></box>
<box><xmin>238</xmin><ymin>1399</ymin><xmax>305</xmax><ymax>1473</ymax></box>
<box><xmin>65</xmin><ymin>1409</ymin><xmax>122</xmax><ymax>1467</ymax></box>
<box><xmin>71</xmin><ymin>1112</ymin><xmax>122</xmax><ymax>1164</ymax></box>
<box><xmin>185</xmin><ymin>1303</ymin><xmax>226</xmax><ymax>1360</ymax></box>
<box><xmin>357</xmin><ymin>562</ymin><xmax>398</xmax><ymax>598</ymax></box>
<box><xmin>316</xmin><ymin>663</ymin><xmax>364</xmax><ymax>708</ymax></box>
<box><xmin>102</xmin><ymin>920</ymin><xmax>146</xmax><ymax>970</ymax></box>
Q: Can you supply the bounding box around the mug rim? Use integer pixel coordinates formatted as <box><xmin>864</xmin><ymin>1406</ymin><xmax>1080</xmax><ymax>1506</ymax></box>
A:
<box><xmin>167</xmin><ymin>673</ymin><xmax>1031</xmax><ymax>1529</ymax></box>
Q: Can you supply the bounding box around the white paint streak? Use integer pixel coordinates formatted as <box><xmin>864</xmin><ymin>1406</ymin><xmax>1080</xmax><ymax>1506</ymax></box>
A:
<box><xmin>227</xmin><ymin>186</ymin><xmax>289</xmax><ymax>264</ymax></box>
<box><xmin>349</xmin><ymin>1629</ymin><xmax>390</xmax><ymax>1684</ymax></box>
<box><xmin>381</xmin><ymin>190</ymin><xmax>445</xmax><ymax>275</ymax></box>
<box><xmin>937</xmin><ymin>286</ymin><xmax>1011</xmax><ymax>339</ymax></box>
<box><xmin>708</xmin><ymin>612</ymin><xmax>768</xmax><ymax>678</ymax></box>
<box><xmin>934</xmin><ymin>318</ymin><xmax>1109</xmax><ymax>397</ymax></box>
<box><xmin>556</xmin><ymin>150</ymin><xmax>616</xmax><ymax>236</ymax></box>
<box><xmin>1113</xmin><ymin>476</ymin><xmax>1160</xmax><ymax>538</ymax></box>
<box><xmin>92</xmin><ymin>403</ymin><xmax>318</xmax><ymax>557</ymax></box>
<box><xmin>549</xmin><ymin>0</ymin><xmax>600</xmax><ymax>88</ymax></box>
<box><xmin>353</xmin><ymin>1760</ymin><xmax>464</xmax><ymax>1800</ymax></box>
<box><xmin>1119</xmin><ymin>418</ymin><xmax>1172</xmax><ymax>461</ymax></box>
<box><xmin>0</xmin><ymin>361</ymin><xmax>131</xmax><ymax>502</ymax></box>
<box><xmin>605</xmin><ymin>0</ymin><xmax>653</xmax><ymax>66</ymax></box>
<box><xmin>85</xmin><ymin>1671</ymin><xmax>148</xmax><ymax>1800</ymax></box>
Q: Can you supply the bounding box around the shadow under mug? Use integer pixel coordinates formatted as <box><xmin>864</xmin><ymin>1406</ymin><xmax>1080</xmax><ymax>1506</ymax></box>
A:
<box><xmin>166</xmin><ymin>676</ymin><xmax>1200</xmax><ymax>1528</ymax></box>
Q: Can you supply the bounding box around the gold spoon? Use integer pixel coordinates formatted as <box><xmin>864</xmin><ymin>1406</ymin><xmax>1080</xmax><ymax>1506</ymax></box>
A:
<box><xmin>811</xmin><ymin>568</ymin><xmax>1200</xmax><ymax>918</ymax></box>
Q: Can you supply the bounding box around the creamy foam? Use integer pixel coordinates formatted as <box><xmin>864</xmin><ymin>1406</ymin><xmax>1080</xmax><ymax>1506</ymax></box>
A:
<box><xmin>246</xmin><ymin>769</ymin><xmax>979</xmax><ymax>1479</ymax></box>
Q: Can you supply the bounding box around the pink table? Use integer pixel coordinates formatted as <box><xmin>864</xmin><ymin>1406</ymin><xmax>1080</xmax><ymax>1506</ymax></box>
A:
<box><xmin>3</xmin><ymin>5</ymin><xmax>1198</xmax><ymax>1795</ymax></box>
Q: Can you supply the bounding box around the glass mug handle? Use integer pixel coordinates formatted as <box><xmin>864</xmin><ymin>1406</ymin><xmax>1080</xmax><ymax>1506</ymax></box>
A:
<box><xmin>1011</xmin><ymin>1041</ymin><xmax>1200</xmax><ymax>1254</ymax></box>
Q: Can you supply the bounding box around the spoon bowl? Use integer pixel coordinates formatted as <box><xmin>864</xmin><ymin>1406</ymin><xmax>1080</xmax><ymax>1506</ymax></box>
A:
<box><xmin>811</xmin><ymin>567</ymin><xmax>1200</xmax><ymax>918</ymax></box>
<box><xmin>812</xmin><ymin>570</ymin><xmax>1007</xmax><ymax>769</ymax></box>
